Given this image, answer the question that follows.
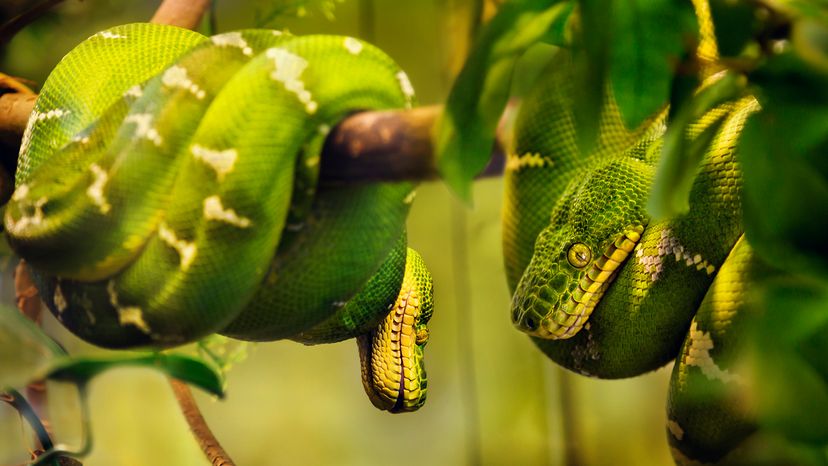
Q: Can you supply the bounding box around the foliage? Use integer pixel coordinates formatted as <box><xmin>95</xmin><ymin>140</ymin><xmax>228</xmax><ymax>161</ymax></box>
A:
<box><xmin>254</xmin><ymin>0</ymin><xmax>345</xmax><ymax>27</ymax></box>
<box><xmin>0</xmin><ymin>304</ymin><xmax>64</xmax><ymax>390</ymax></box>
<box><xmin>1</xmin><ymin>302</ymin><xmax>224</xmax><ymax>463</ymax></box>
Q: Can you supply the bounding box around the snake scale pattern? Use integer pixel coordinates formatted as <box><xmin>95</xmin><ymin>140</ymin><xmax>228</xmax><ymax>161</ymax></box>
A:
<box><xmin>4</xmin><ymin>24</ymin><xmax>433</xmax><ymax>413</ymax></box>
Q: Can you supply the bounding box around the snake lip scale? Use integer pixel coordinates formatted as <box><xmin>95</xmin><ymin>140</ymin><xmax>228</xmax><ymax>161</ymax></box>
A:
<box><xmin>512</xmin><ymin>225</ymin><xmax>644</xmax><ymax>339</ymax></box>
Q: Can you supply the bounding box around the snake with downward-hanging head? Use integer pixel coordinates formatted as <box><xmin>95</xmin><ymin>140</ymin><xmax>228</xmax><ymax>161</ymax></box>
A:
<box><xmin>4</xmin><ymin>25</ymin><xmax>433</xmax><ymax>413</ymax></box>
<box><xmin>502</xmin><ymin>1</ymin><xmax>787</xmax><ymax>463</ymax></box>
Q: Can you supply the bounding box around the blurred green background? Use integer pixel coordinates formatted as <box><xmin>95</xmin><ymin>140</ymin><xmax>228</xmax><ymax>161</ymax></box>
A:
<box><xmin>0</xmin><ymin>1</ymin><xmax>674</xmax><ymax>464</ymax></box>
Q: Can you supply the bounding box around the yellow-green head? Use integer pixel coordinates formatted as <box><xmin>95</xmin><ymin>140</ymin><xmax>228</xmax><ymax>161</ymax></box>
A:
<box><xmin>512</xmin><ymin>159</ymin><xmax>653</xmax><ymax>339</ymax></box>
<box><xmin>357</xmin><ymin>248</ymin><xmax>433</xmax><ymax>413</ymax></box>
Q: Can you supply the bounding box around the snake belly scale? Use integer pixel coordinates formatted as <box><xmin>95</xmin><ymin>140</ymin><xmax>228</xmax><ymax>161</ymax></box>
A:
<box><xmin>4</xmin><ymin>25</ymin><xmax>433</xmax><ymax>412</ymax></box>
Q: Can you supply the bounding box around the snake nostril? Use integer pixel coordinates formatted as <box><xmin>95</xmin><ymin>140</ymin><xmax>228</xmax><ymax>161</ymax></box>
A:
<box><xmin>525</xmin><ymin>316</ymin><xmax>537</xmax><ymax>331</ymax></box>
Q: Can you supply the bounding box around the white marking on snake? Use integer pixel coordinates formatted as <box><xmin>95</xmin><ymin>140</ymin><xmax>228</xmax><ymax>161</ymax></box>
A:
<box><xmin>124</xmin><ymin>113</ymin><xmax>163</xmax><ymax>146</ymax></box>
<box><xmin>18</xmin><ymin>113</ymin><xmax>37</xmax><ymax>155</ymax></box>
<box><xmin>107</xmin><ymin>280</ymin><xmax>151</xmax><ymax>334</ymax></box>
<box><xmin>12</xmin><ymin>184</ymin><xmax>28</xmax><ymax>201</ymax></box>
<box><xmin>34</xmin><ymin>108</ymin><xmax>70</xmax><ymax>122</ymax></box>
<box><xmin>158</xmin><ymin>222</ymin><xmax>198</xmax><ymax>270</ymax></box>
<box><xmin>203</xmin><ymin>196</ymin><xmax>252</xmax><ymax>228</ymax></box>
<box><xmin>212</xmin><ymin>32</ymin><xmax>253</xmax><ymax>56</ymax></box>
<box><xmin>266</xmin><ymin>48</ymin><xmax>318</xmax><ymax>114</ymax></box>
<box><xmin>53</xmin><ymin>283</ymin><xmax>67</xmax><ymax>313</ymax></box>
<box><xmin>124</xmin><ymin>85</ymin><xmax>143</xmax><ymax>98</ymax></box>
<box><xmin>403</xmin><ymin>190</ymin><xmax>417</xmax><ymax>204</ymax></box>
<box><xmin>8</xmin><ymin>196</ymin><xmax>47</xmax><ymax>233</ymax></box>
<box><xmin>685</xmin><ymin>321</ymin><xmax>743</xmax><ymax>384</ymax></box>
<box><xmin>667</xmin><ymin>420</ymin><xmax>685</xmax><ymax>440</ymax></box>
<box><xmin>162</xmin><ymin>65</ymin><xmax>206</xmax><ymax>99</ymax></box>
<box><xmin>191</xmin><ymin>145</ymin><xmax>237</xmax><ymax>181</ymax></box>
<box><xmin>72</xmin><ymin>135</ymin><xmax>90</xmax><ymax>144</ymax></box>
<box><xmin>305</xmin><ymin>156</ymin><xmax>319</xmax><ymax>168</ymax></box>
<box><xmin>318</xmin><ymin>124</ymin><xmax>331</xmax><ymax>135</ymax></box>
<box><xmin>505</xmin><ymin>152</ymin><xmax>553</xmax><ymax>172</ymax></box>
<box><xmin>20</xmin><ymin>108</ymin><xmax>69</xmax><ymax>154</ymax></box>
<box><xmin>87</xmin><ymin>164</ymin><xmax>112</xmax><ymax>214</ymax></box>
<box><xmin>636</xmin><ymin>229</ymin><xmax>716</xmax><ymax>282</ymax></box>
<box><xmin>96</xmin><ymin>31</ymin><xmax>126</xmax><ymax>39</ymax></box>
<box><xmin>343</xmin><ymin>37</ymin><xmax>363</xmax><ymax>55</ymax></box>
<box><xmin>396</xmin><ymin>71</ymin><xmax>415</xmax><ymax>108</ymax></box>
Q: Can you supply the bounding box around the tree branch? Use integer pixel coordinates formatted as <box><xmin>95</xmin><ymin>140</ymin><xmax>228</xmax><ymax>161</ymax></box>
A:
<box><xmin>0</xmin><ymin>98</ymin><xmax>504</xmax><ymax>186</ymax></box>
<box><xmin>151</xmin><ymin>0</ymin><xmax>211</xmax><ymax>29</ymax></box>
<box><xmin>0</xmin><ymin>92</ymin><xmax>35</xmax><ymax>145</ymax></box>
<box><xmin>170</xmin><ymin>380</ymin><xmax>235</xmax><ymax>466</ymax></box>
<box><xmin>0</xmin><ymin>0</ymin><xmax>70</xmax><ymax>46</ymax></box>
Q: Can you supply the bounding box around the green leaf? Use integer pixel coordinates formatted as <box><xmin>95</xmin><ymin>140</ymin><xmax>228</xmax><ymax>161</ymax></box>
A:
<box><xmin>255</xmin><ymin>0</ymin><xmax>342</xmax><ymax>27</ymax></box>
<box><xmin>647</xmin><ymin>72</ymin><xmax>745</xmax><ymax>219</ymax></box>
<box><xmin>609</xmin><ymin>0</ymin><xmax>697</xmax><ymax>129</ymax></box>
<box><xmin>436</xmin><ymin>0</ymin><xmax>573</xmax><ymax>202</ymax></box>
<box><xmin>0</xmin><ymin>304</ymin><xmax>64</xmax><ymax>390</ymax></box>
<box><xmin>708</xmin><ymin>0</ymin><xmax>758</xmax><ymax>58</ymax></box>
<box><xmin>740</xmin><ymin>50</ymin><xmax>828</xmax><ymax>277</ymax></box>
<box><xmin>748</xmin><ymin>276</ymin><xmax>828</xmax><ymax>444</ymax></box>
<box><xmin>48</xmin><ymin>353</ymin><xmax>225</xmax><ymax>398</ymax></box>
<box><xmin>571</xmin><ymin>0</ymin><xmax>611</xmax><ymax>154</ymax></box>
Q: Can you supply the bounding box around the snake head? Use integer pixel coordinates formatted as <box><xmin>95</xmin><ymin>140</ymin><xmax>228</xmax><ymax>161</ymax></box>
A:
<box><xmin>358</xmin><ymin>249</ymin><xmax>433</xmax><ymax>413</ymax></box>
<box><xmin>511</xmin><ymin>159</ymin><xmax>652</xmax><ymax>339</ymax></box>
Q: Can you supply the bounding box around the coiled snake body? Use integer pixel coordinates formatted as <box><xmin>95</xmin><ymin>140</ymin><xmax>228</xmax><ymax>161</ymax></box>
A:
<box><xmin>504</xmin><ymin>8</ymin><xmax>776</xmax><ymax>465</ymax></box>
<box><xmin>4</xmin><ymin>25</ymin><xmax>433</xmax><ymax>413</ymax></box>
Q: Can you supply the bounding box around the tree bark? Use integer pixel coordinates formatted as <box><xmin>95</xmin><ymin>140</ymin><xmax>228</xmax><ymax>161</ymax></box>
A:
<box><xmin>150</xmin><ymin>0</ymin><xmax>211</xmax><ymax>30</ymax></box>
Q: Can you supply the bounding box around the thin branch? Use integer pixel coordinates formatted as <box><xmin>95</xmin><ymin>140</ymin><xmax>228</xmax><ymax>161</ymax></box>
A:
<box><xmin>170</xmin><ymin>380</ymin><xmax>235</xmax><ymax>466</ymax></box>
<box><xmin>0</xmin><ymin>0</ymin><xmax>70</xmax><ymax>46</ymax></box>
<box><xmin>150</xmin><ymin>0</ymin><xmax>211</xmax><ymax>29</ymax></box>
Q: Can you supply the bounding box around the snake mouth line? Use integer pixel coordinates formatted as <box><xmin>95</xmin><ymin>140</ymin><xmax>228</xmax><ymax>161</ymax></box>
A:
<box><xmin>544</xmin><ymin>225</ymin><xmax>644</xmax><ymax>339</ymax></box>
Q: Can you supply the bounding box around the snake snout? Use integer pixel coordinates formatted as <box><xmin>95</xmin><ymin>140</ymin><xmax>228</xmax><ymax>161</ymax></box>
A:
<box><xmin>511</xmin><ymin>268</ymin><xmax>565</xmax><ymax>338</ymax></box>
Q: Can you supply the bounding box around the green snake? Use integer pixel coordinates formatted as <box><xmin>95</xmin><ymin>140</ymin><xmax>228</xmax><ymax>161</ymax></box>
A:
<box><xmin>3</xmin><ymin>24</ymin><xmax>433</xmax><ymax>413</ymax></box>
<box><xmin>502</xmin><ymin>2</ymin><xmax>780</xmax><ymax>464</ymax></box>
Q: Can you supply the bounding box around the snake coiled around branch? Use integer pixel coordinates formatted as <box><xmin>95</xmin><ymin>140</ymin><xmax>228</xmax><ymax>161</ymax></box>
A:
<box><xmin>4</xmin><ymin>24</ymin><xmax>433</xmax><ymax>413</ymax></box>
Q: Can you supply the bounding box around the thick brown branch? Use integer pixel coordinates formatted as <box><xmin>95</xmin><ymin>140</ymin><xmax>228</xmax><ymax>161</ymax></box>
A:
<box><xmin>321</xmin><ymin>105</ymin><xmax>439</xmax><ymax>182</ymax></box>
<box><xmin>0</xmin><ymin>92</ymin><xmax>35</xmax><ymax>143</ymax></box>
<box><xmin>320</xmin><ymin>105</ymin><xmax>503</xmax><ymax>182</ymax></box>
<box><xmin>170</xmin><ymin>380</ymin><xmax>235</xmax><ymax>466</ymax></box>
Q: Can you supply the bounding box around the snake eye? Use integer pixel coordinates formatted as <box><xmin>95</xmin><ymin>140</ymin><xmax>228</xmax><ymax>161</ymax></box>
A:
<box><xmin>415</xmin><ymin>327</ymin><xmax>429</xmax><ymax>345</ymax></box>
<box><xmin>567</xmin><ymin>243</ymin><xmax>591</xmax><ymax>269</ymax></box>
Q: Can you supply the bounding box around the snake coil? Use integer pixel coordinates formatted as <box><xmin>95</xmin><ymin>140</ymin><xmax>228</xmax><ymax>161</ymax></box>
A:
<box><xmin>4</xmin><ymin>25</ymin><xmax>433</xmax><ymax>413</ymax></box>
<box><xmin>503</xmin><ymin>1</ymin><xmax>785</xmax><ymax>463</ymax></box>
